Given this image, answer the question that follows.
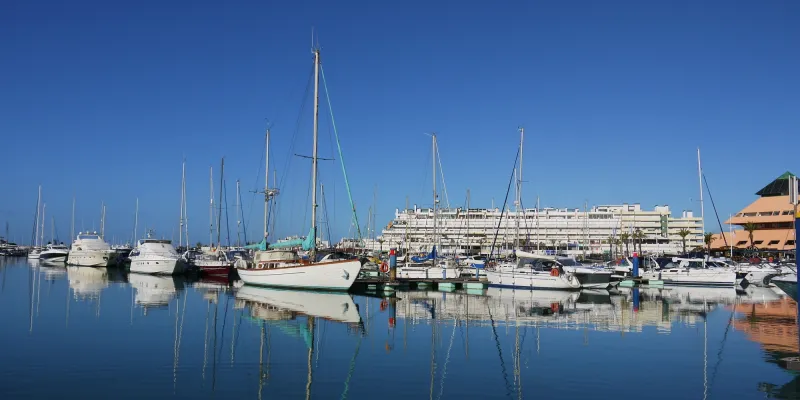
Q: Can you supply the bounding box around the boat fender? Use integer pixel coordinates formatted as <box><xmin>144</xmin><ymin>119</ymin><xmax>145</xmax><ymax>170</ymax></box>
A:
<box><xmin>380</xmin><ymin>261</ymin><xmax>389</xmax><ymax>273</ymax></box>
<box><xmin>380</xmin><ymin>299</ymin><xmax>388</xmax><ymax>311</ymax></box>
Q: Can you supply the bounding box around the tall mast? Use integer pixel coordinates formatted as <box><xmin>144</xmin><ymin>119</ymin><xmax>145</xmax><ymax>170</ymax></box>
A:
<box><xmin>41</xmin><ymin>203</ymin><xmax>46</xmax><ymax>245</ymax></box>
<box><xmin>183</xmin><ymin>162</ymin><xmax>189</xmax><ymax>248</ymax></box>
<box><xmin>217</xmin><ymin>158</ymin><xmax>225</xmax><ymax>249</ymax></box>
<box><xmin>432</xmin><ymin>133</ymin><xmax>437</xmax><ymax>256</ymax></box>
<box><xmin>514</xmin><ymin>127</ymin><xmax>525</xmax><ymax>248</ymax></box>
<box><xmin>134</xmin><ymin>198</ymin><xmax>139</xmax><ymax>242</ymax></box>
<box><xmin>310</xmin><ymin>47</ymin><xmax>321</xmax><ymax>258</ymax></box>
<box><xmin>536</xmin><ymin>196</ymin><xmax>540</xmax><ymax>253</ymax></box>
<box><xmin>101</xmin><ymin>202</ymin><xmax>106</xmax><ymax>238</ymax></box>
<box><xmin>70</xmin><ymin>196</ymin><xmax>75</xmax><ymax>243</ymax></box>
<box><xmin>466</xmin><ymin>189</ymin><xmax>470</xmax><ymax>255</ymax></box>
<box><xmin>697</xmin><ymin>148</ymin><xmax>705</xmax><ymax>243</ymax></box>
<box><xmin>34</xmin><ymin>186</ymin><xmax>41</xmax><ymax>247</ymax></box>
<box><xmin>236</xmin><ymin>180</ymin><xmax>241</xmax><ymax>247</ymax></box>
<box><xmin>209</xmin><ymin>166</ymin><xmax>214</xmax><ymax>246</ymax></box>
<box><xmin>264</xmin><ymin>129</ymin><xmax>271</xmax><ymax>243</ymax></box>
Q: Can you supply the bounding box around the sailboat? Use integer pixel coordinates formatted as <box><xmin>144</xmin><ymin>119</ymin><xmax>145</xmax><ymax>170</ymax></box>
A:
<box><xmin>397</xmin><ymin>133</ymin><xmax>463</xmax><ymax>279</ymax></box>
<box><xmin>27</xmin><ymin>186</ymin><xmax>43</xmax><ymax>260</ymax></box>
<box><xmin>236</xmin><ymin>46</ymin><xmax>361</xmax><ymax>291</ymax></box>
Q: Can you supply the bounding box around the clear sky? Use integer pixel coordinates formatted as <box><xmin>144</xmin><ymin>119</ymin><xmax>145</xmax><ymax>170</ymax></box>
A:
<box><xmin>1</xmin><ymin>0</ymin><xmax>798</xmax><ymax>246</ymax></box>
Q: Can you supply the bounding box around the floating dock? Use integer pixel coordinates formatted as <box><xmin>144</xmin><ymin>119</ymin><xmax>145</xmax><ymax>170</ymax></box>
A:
<box><xmin>352</xmin><ymin>277</ymin><xmax>487</xmax><ymax>294</ymax></box>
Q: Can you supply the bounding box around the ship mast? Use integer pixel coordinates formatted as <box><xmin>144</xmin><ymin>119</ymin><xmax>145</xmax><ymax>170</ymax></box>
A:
<box><xmin>432</xmin><ymin>133</ymin><xmax>438</xmax><ymax>257</ymax></box>
<box><xmin>310</xmin><ymin>46</ymin><xmax>321</xmax><ymax>259</ymax></box>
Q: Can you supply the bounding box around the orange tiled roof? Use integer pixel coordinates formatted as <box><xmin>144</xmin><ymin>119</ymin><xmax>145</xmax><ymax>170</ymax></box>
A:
<box><xmin>711</xmin><ymin>228</ymin><xmax>795</xmax><ymax>250</ymax></box>
<box><xmin>725</xmin><ymin>195</ymin><xmax>795</xmax><ymax>225</ymax></box>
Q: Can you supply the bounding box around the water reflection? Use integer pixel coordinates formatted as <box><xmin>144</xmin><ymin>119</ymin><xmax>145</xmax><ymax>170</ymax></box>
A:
<box><xmin>6</xmin><ymin>258</ymin><xmax>800</xmax><ymax>399</ymax></box>
<box><xmin>67</xmin><ymin>266</ymin><xmax>108</xmax><ymax>299</ymax></box>
<box><xmin>128</xmin><ymin>273</ymin><xmax>183</xmax><ymax>308</ymax></box>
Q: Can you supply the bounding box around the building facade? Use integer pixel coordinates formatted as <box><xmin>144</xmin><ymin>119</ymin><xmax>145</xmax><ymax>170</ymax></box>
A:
<box><xmin>354</xmin><ymin>203</ymin><xmax>703</xmax><ymax>256</ymax></box>
<box><xmin>711</xmin><ymin>172</ymin><xmax>796</xmax><ymax>254</ymax></box>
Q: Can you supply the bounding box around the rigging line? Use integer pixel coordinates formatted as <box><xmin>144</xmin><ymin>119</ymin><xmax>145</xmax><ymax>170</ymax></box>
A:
<box><xmin>217</xmin><ymin>293</ymin><xmax>230</xmax><ymax>360</ymax></box>
<box><xmin>488</xmin><ymin>298</ymin><xmax>514</xmax><ymax>399</ymax></box>
<box><xmin>707</xmin><ymin>308</ymin><xmax>735</xmax><ymax>396</ymax></box>
<box><xmin>224</xmin><ymin>180</ymin><xmax>232</xmax><ymax>247</ymax></box>
<box><xmin>339</xmin><ymin>329</ymin><xmax>364</xmax><ymax>400</ymax></box>
<box><xmin>702</xmin><ymin>174</ymin><xmax>728</xmax><ymax>248</ymax></box>
<box><xmin>435</xmin><ymin>140</ymin><xmax>451</xmax><ymax>209</ymax></box>
<box><xmin>279</xmin><ymin>65</ymin><xmax>315</xmax><ymax>195</ymax></box>
<box><xmin>489</xmin><ymin>147</ymin><xmax>521</xmax><ymax>260</ymax></box>
<box><xmin>320</xmin><ymin>65</ymin><xmax>362</xmax><ymax>241</ymax></box>
<box><xmin>436</xmin><ymin>317</ymin><xmax>459</xmax><ymax>400</ymax></box>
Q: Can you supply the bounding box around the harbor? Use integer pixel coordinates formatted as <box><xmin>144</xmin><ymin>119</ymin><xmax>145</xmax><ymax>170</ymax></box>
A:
<box><xmin>4</xmin><ymin>1</ymin><xmax>800</xmax><ymax>398</ymax></box>
<box><xmin>1</xmin><ymin>256</ymin><xmax>799</xmax><ymax>398</ymax></box>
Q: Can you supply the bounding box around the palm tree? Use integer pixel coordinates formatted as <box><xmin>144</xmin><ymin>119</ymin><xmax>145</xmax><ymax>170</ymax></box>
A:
<box><xmin>743</xmin><ymin>222</ymin><xmax>757</xmax><ymax>248</ymax></box>
<box><xmin>619</xmin><ymin>232</ymin><xmax>630</xmax><ymax>256</ymax></box>
<box><xmin>633</xmin><ymin>229</ymin><xmax>645</xmax><ymax>255</ymax></box>
<box><xmin>677</xmin><ymin>229</ymin><xmax>691</xmax><ymax>255</ymax></box>
<box><xmin>606</xmin><ymin>236</ymin><xmax>615</xmax><ymax>259</ymax></box>
<box><xmin>703</xmin><ymin>232</ymin><xmax>714</xmax><ymax>256</ymax></box>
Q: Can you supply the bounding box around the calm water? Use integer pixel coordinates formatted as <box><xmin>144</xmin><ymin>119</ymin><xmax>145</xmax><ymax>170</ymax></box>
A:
<box><xmin>1</xmin><ymin>258</ymin><xmax>799</xmax><ymax>399</ymax></box>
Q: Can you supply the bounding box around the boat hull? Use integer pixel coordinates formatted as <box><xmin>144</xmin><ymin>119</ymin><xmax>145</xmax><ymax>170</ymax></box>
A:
<box><xmin>397</xmin><ymin>265</ymin><xmax>462</xmax><ymax>279</ymax></box>
<box><xmin>641</xmin><ymin>270</ymin><xmax>736</xmax><ymax>287</ymax></box>
<box><xmin>129</xmin><ymin>258</ymin><xmax>183</xmax><ymax>275</ymax></box>
<box><xmin>235</xmin><ymin>285</ymin><xmax>361</xmax><ymax>323</ymax></box>
<box><xmin>237</xmin><ymin>259</ymin><xmax>361</xmax><ymax>290</ymax></box>
<box><xmin>67</xmin><ymin>251</ymin><xmax>111</xmax><ymax>267</ymax></box>
<box><xmin>39</xmin><ymin>253</ymin><xmax>68</xmax><ymax>263</ymax></box>
<box><xmin>195</xmin><ymin>261</ymin><xmax>232</xmax><ymax>276</ymax></box>
<box><xmin>486</xmin><ymin>270</ymin><xmax>581</xmax><ymax>290</ymax></box>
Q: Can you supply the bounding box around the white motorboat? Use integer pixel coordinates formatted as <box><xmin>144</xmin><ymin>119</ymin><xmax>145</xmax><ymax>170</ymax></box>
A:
<box><xmin>129</xmin><ymin>235</ymin><xmax>184</xmax><ymax>275</ymax></box>
<box><xmin>67</xmin><ymin>265</ymin><xmax>109</xmax><ymax>299</ymax></box>
<box><xmin>238</xmin><ymin>249</ymin><xmax>361</xmax><ymax>290</ymax></box>
<box><xmin>235</xmin><ymin>285</ymin><xmax>361</xmax><ymax>324</ymax></box>
<box><xmin>486</xmin><ymin>252</ymin><xmax>581</xmax><ymax>290</ymax></box>
<box><xmin>39</xmin><ymin>243</ymin><xmax>69</xmax><ymax>263</ymax></box>
<box><xmin>640</xmin><ymin>257</ymin><xmax>736</xmax><ymax>287</ymax></box>
<box><xmin>128</xmin><ymin>273</ymin><xmax>179</xmax><ymax>307</ymax></box>
<box><xmin>398</xmin><ymin>258</ymin><xmax>463</xmax><ymax>279</ymax></box>
<box><xmin>27</xmin><ymin>248</ymin><xmax>42</xmax><ymax>260</ymax></box>
<box><xmin>67</xmin><ymin>232</ymin><xmax>115</xmax><ymax>267</ymax></box>
<box><xmin>557</xmin><ymin>257</ymin><xmax>612</xmax><ymax>289</ymax></box>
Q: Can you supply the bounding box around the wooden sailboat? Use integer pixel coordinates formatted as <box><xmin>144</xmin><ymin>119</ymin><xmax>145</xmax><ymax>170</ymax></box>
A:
<box><xmin>236</xmin><ymin>46</ymin><xmax>361</xmax><ymax>290</ymax></box>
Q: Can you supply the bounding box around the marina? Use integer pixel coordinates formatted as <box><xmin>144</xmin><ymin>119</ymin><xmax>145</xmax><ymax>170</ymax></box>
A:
<box><xmin>1</xmin><ymin>257</ymin><xmax>799</xmax><ymax>399</ymax></box>
<box><xmin>3</xmin><ymin>1</ymin><xmax>800</xmax><ymax>398</ymax></box>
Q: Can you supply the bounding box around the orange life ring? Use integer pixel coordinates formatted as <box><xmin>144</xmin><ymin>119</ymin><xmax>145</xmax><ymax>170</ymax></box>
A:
<box><xmin>380</xmin><ymin>261</ymin><xmax>389</xmax><ymax>273</ymax></box>
<box><xmin>550</xmin><ymin>268</ymin><xmax>560</xmax><ymax>277</ymax></box>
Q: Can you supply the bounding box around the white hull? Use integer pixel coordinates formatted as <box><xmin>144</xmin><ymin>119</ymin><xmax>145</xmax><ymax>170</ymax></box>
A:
<box><xmin>128</xmin><ymin>273</ymin><xmax>178</xmax><ymax>306</ymax></box>
<box><xmin>130</xmin><ymin>258</ymin><xmax>183</xmax><ymax>275</ymax></box>
<box><xmin>641</xmin><ymin>269</ymin><xmax>736</xmax><ymax>287</ymax></box>
<box><xmin>237</xmin><ymin>259</ymin><xmax>361</xmax><ymax>290</ymax></box>
<box><xmin>67</xmin><ymin>251</ymin><xmax>112</xmax><ymax>267</ymax></box>
<box><xmin>486</xmin><ymin>270</ymin><xmax>581</xmax><ymax>290</ymax></box>
<box><xmin>397</xmin><ymin>265</ymin><xmax>462</xmax><ymax>279</ymax></box>
<box><xmin>563</xmin><ymin>266</ymin><xmax>612</xmax><ymax>289</ymax></box>
<box><xmin>27</xmin><ymin>253</ymin><xmax>41</xmax><ymax>260</ymax></box>
<box><xmin>236</xmin><ymin>285</ymin><xmax>361</xmax><ymax>323</ymax></box>
<box><xmin>40</xmin><ymin>255</ymin><xmax>68</xmax><ymax>263</ymax></box>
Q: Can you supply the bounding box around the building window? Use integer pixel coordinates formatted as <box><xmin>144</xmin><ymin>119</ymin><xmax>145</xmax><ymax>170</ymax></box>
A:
<box><xmin>754</xmin><ymin>240</ymin><xmax>764</xmax><ymax>245</ymax></box>
<box><xmin>786</xmin><ymin>240</ymin><xmax>796</xmax><ymax>246</ymax></box>
<box><xmin>783</xmin><ymin>210</ymin><xmax>793</xmax><ymax>215</ymax></box>
<box><xmin>768</xmin><ymin>240</ymin><xmax>780</xmax><ymax>246</ymax></box>
<box><xmin>736</xmin><ymin>241</ymin><xmax>748</xmax><ymax>246</ymax></box>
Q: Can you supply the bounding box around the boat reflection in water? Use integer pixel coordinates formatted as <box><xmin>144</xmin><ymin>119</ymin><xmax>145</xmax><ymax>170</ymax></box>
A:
<box><xmin>40</xmin><ymin>264</ymin><xmax>67</xmax><ymax>281</ymax></box>
<box><xmin>67</xmin><ymin>266</ymin><xmax>109</xmax><ymax>300</ymax></box>
<box><xmin>235</xmin><ymin>286</ymin><xmax>362</xmax><ymax>324</ymax></box>
<box><xmin>128</xmin><ymin>273</ymin><xmax>184</xmax><ymax>308</ymax></box>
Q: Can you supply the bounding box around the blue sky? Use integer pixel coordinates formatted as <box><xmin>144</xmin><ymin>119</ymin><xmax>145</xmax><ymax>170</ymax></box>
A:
<box><xmin>1</xmin><ymin>0</ymin><xmax>798</xmax><ymax>245</ymax></box>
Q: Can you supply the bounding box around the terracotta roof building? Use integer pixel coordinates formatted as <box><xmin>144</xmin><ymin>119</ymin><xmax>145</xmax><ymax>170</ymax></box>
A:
<box><xmin>711</xmin><ymin>172</ymin><xmax>796</xmax><ymax>252</ymax></box>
